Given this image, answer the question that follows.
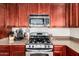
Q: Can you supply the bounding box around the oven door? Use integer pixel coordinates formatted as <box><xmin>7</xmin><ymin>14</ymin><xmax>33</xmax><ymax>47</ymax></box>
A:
<box><xmin>26</xmin><ymin>51</ymin><xmax>53</xmax><ymax>56</ymax></box>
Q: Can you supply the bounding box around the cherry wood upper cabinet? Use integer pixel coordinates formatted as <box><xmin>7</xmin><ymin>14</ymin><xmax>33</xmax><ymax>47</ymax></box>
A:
<box><xmin>0</xmin><ymin>4</ymin><xmax>7</xmax><ymax>39</ymax></box>
<box><xmin>18</xmin><ymin>4</ymin><xmax>29</xmax><ymax>27</ymax></box>
<box><xmin>28</xmin><ymin>3</ymin><xmax>38</xmax><ymax>14</ymax></box>
<box><xmin>5</xmin><ymin>4</ymin><xmax>10</xmax><ymax>28</ymax></box>
<box><xmin>8</xmin><ymin>4</ymin><xmax>18</xmax><ymax>27</ymax></box>
<box><xmin>72</xmin><ymin>4</ymin><xmax>76</xmax><ymax>27</ymax></box>
<box><xmin>50</xmin><ymin>4</ymin><xmax>65</xmax><ymax>27</ymax></box>
<box><xmin>0</xmin><ymin>4</ymin><xmax>5</xmax><ymax>28</ymax></box>
<box><xmin>18</xmin><ymin>3</ymin><xmax>38</xmax><ymax>27</ymax></box>
<box><xmin>65</xmin><ymin>3</ymin><xmax>79</xmax><ymax>28</ymax></box>
<box><xmin>38</xmin><ymin>3</ymin><xmax>50</xmax><ymax>14</ymax></box>
<box><xmin>50</xmin><ymin>4</ymin><xmax>56</xmax><ymax>27</ymax></box>
<box><xmin>68</xmin><ymin>3</ymin><xmax>78</xmax><ymax>28</ymax></box>
<box><xmin>3</xmin><ymin>3</ymin><xmax>79</xmax><ymax>28</ymax></box>
<box><xmin>65</xmin><ymin>4</ymin><xmax>70</xmax><ymax>27</ymax></box>
<box><xmin>78</xmin><ymin>4</ymin><xmax>79</xmax><ymax>27</ymax></box>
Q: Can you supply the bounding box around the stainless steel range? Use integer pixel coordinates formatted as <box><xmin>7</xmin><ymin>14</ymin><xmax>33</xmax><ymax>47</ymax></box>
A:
<box><xmin>26</xmin><ymin>14</ymin><xmax>53</xmax><ymax>56</ymax></box>
<box><xmin>26</xmin><ymin>32</ymin><xmax>53</xmax><ymax>56</ymax></box>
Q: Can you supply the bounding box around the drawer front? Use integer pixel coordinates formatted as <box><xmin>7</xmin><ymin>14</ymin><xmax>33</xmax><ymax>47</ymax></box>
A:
<box><xmin>10</xmin><ymin>51</ymin><xmax>25</xmax><ymax>56</ymax></box>
<box><xmin>66</xmin><ymin>46</ymin><xmax>78</xmax><ymax>56</ymax></box>
<box><xmin>0</xmin><ymin>45</ymin><xmax>9</xmax><ymax>52</ymax></box>
<box><xmin>53</xmin><ymin>51</ymin><xmax>63</xmax><ymax>56</ymax></box>
<box><xmin>54</xmin><ymin>45</ymin><xmax>65</xmax><ymax>51</ymax></box>
<box><xmin>10</xmin><ymin>45</ymin><xmax>25</xmax><ymax>51</ymax></box>
<box><xmin>0</xmin><ymin>52</ymin><xmax>9</xmax><ymax>56</ymax></box>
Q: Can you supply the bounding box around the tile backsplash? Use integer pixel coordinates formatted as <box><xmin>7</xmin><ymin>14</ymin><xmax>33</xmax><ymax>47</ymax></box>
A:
<box><xmin>29</xmin><ymin>28</ymin><xmax>70</xmax><ymax>36</ymax></box>
<box><xmin>12</xmin><ymin>27</ymin><xmax>79</xmax><ymax>38</ymax></box>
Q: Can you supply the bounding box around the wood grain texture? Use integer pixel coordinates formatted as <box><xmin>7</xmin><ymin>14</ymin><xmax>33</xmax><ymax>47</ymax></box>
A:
<box><xmin>54</xmin><ymin>45</ymin><xmax>66</xmax><ymax>56</ymax></box>
<box><xmin>0</xmin><ymin>4</ymin><xmax>5</xmax><ymax>28</ymax></box>
<box><xmin>8</xmin><ymin>4</ymin><xmax>18</xmax><ymax>27</ymax></box>
<box><xmin>65</xmin><ymin>4</ymin><xmax>70</xmax><ymax>27</ymax></box>
<box><xmin>66</xmin><ymin>46</ymin><xmax>79</xmax><ymax>56</ymax></box>
<box><xmin>50</xmin><ymin>4</ymin><xmax>65</xmax><ymax>27</ymax></box>
<box><xmin>18</xmin><ymin>3</ymin><xmax>29</xmax><ymax>27</ymax></box>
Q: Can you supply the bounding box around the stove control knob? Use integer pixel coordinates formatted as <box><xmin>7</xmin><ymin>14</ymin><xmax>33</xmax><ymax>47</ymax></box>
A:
<box><xmin>45</xmin><ymin>45</ymin><xmax>47</xmax><ymax>48</ymax></box>
<box><xmin>31</xmin><ymin>45</ymin><xmax>32</xmax><ymax>48</ymax></box>
<box><xmin>32</xmin><ymin>45</ymin><xmax>33</xmax><ymax>48</ymax></box>
<box><xmin>46</xmin><ymin>45</ymin><xmax>49</xmax><ymax>48</ymax></box>
<box><xmin>29</xmin><ymin>45</ymin><xmax>30</xmax><ymax>48</ymax></box>
<box><xmin>26</xmin><ymin>45</ymin><xmax>29</xmax><ymax>48</ymax></box>
<box><xmin>48</xmin><ymin>45</ymin><xmax>49</xmax><ymax>48</ymax></box>
<box><xmin>50</xmin><ymin>45</ymin><xmax>53</xmax><ymax>48</ymax></box>
<box><xmin>29</xmin><ymin>45</ymin><xmax>32</xmax><ymax>48</ymax></box>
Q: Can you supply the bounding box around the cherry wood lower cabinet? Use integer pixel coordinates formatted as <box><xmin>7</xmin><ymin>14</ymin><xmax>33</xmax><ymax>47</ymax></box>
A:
<box><xmin>53</xmin><ymin>51</ymin><xmax>63</xmax><ymax>56</ymax></box>
<box><xmin>53</xmin><ymin>45</ymin><xmax>66</xmax><ymax>56</ymax></box>
<box><xmin>53</xmin><ymin>45</ymin><xmax>79</xmax><ymax>56</ymax></box>
<box><xmin>10</xmin><ymin>45</ymin><xmax>25</xmax><ymax>56</ymax></box>
<box><xmin>0</xmin><ymin>28</ymin><xmax>8</xmax><ymax>39</ymax></box>
<box><xmin>66</xmin><ymin>46</ymin><xmax>79</xmax><ymax>56</ymax></box>
<box><xmin>10</xmin><ymin>51</ymin><xmax>25</xmax><ymax>56</ymax></box>
<box><xmin>0</xmin><ymin>45</ymin><xmax>78</xmax><ymax>56</ymax></box>
<box><xmin>0</xmin><ymin>45</ymin><xmax>10</xmax><ymax>56</ymax></box>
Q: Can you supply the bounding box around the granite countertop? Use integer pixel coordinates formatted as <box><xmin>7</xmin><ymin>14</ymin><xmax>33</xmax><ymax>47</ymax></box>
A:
<box><xmin>0</xmin><ymin>36</ymin><xmax>79</xmax><ymax>53</ymax></box>
<box><xmin>0</xmin><ymin>37</ymin><xmax>28</xmax><ymax>45</ymax></box>
<box><xmin>50</xmin><ymin>36</ymin><xmax>79</xmax><ymax>53</ymax></box>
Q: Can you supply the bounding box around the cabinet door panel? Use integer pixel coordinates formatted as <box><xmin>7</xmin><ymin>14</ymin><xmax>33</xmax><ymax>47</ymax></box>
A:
<box><xmin>28</xmin><ymin>3</ymin><xmax>38</xmax><ymax>14</ymax></box>
<box><xmin>65</xmin><ymin>4</ymin><xmax>70</xmax><ymax>27</ymax></box>
<box><xmin>78</xmin><ymin>4</ymin><xmax>79</xmax><ymax>27</ymax></box>
<box><xmin>38</xmin><ymin>3</ymin><xmax>50</xmax><ymax>14</ymax></box>
<box><xmin>50</xmin><ymin>4</ymin><xmax>65</xmax><ymax>27</ymax></box>
<box><xmin>54</xmin><ymin>45</ymin><xmax>64</xmax><ymax>51</ymax></box>
<box><xmin>18</xmin><ymin>4</ymin><xmax>28</xmax><ymax>27</ymax></box>
<box><xmin>0</xmin><ymin>4</ymin><xmax>5</xmax><ymax>28</ymax></box>
<box><xmin>10</xmin><ymin>45</ymin><xmax>25</xmax><ymax>56</ymax></box>
<box><xmin>8</xmin><ymin>4</ymin><xmax>18</xmax><ymax>27</ymax></box>
<box><xmin>66</xmin><ymin>46</ymin><xmax>78</xmax><ymax>56</ymax></box>
<box><xmin>69</xmin><ymin>3</ymin><xmax>79</xmax><ymax>27</ymax></box>
<box><xmin>72</xmin><ymin>4</ymin><xmax>76</xmax><ymax>27</ymax></box>
<box><xmin>0</xmin><ymin>52</ymin><xmax>9</xmax><ymax>56</ymax></box>
<box><xmin>0</xmin><ymin>45</ymin><xmax>9</xmax><ymax>52</ymax></box>
<box><xmin>0</xmin><ymin>45</ymin><xmax>9</xmax><ymax>56</ymax></box>
<box><xmin>10</xmin><ymin>45</ymin><xmax>25</xmax><ymax>51</ymax></box>
<box><xmin>54</xmin><ymin>45</ymin><xmax>66</xmax><ymax>56</ymax></box>
<box><xmin>54</xmin><ymin>51</ymin><xmax>63</xmax><ymax>56</ymax></box>
<box><xmin>10</xmin><ymin>51</ymin><xmax>25</xmax><ymax>56</ymax></box>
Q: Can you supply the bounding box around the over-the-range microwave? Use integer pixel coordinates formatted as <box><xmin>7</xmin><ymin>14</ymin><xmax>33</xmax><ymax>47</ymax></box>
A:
<box><xmin>29</xmin><ymin>14</ymin><xmax>50</xmax><ymax>27</ymax></box>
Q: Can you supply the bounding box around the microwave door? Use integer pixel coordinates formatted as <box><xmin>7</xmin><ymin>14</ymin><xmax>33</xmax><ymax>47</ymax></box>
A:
<box><xmin>30</xmin><ymin>18</ymin><xmax>43</xmax><ymax>25</ymax></box>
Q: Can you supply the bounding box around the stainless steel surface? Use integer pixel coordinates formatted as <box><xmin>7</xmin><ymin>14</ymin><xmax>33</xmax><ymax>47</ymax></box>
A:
<box><xmin>26</xmin><ymin>32</ymin><xmax>53</xmax><ymax>49</ymax></box>
<box><xmin>26</xmin><ymin>44</ymin><xmax>53</xmax><ymax>49</ymax></box>
<box><xmin>26</xmin><ymin>52</ymin><xmax>53</xmax><ymax>56</ymax></box>
<box><xmin>29</xmin><ymin>14</ymin><xmax>50</xmax><ymax>27</ymax></box>
<box><xmin>25</xmin><ymin>14</ymin><xmax>53</xmax><ymax>56</ymax></box>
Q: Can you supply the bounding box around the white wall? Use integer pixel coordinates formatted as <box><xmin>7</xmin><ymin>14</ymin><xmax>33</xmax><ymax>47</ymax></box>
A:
<box><xmin>70</xmin><ymin>28</ymin><xmax>79</xmax><ymax>38</ymax></box>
